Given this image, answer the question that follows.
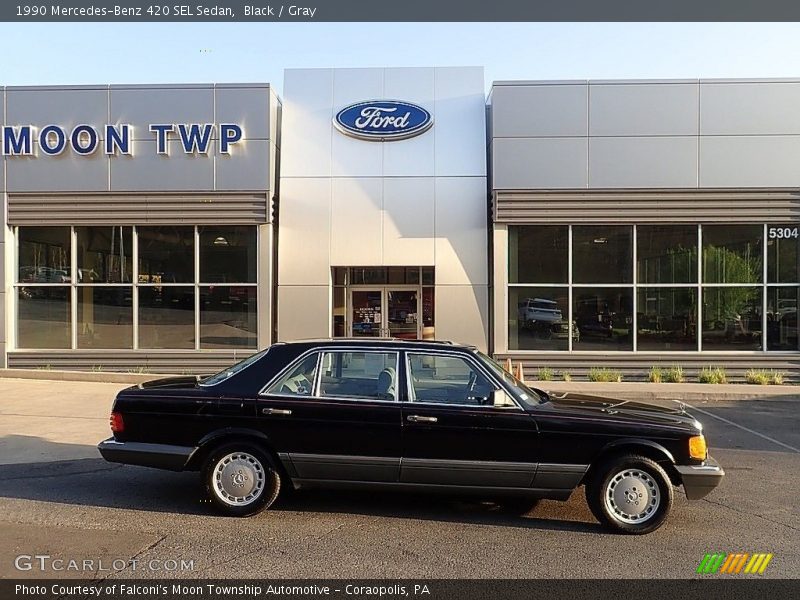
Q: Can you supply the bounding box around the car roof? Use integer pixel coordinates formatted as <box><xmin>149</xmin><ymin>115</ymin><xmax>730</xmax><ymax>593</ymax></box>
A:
<box><xmin>274</xmin><ymin>338</ymin><xmax>477</xmax><ymax>352</ymax></box>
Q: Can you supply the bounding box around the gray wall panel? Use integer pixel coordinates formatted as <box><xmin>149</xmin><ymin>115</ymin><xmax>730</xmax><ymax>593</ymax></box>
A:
<box><xmin>6</xmin><ymin>350</ymin><xmax>251</xmax><ymax>374</ymax></box>
<box><xmin>109</xmin><ymin>86</ymin><xmax>215</xmax><ymax>139</ymax></box>
<box><xmin>110</xmin><ymin>139</ymin><xmax>215</xmax><ymax>191</ymax></box>
<box><xmin>589</xmin><ymin>83</ymin><xmax>698</xmax><ymax>136</ymax></box>
<box><xmin>6</xmin><ymin>146</ymin><xmax>109</xmax><ymax>192</ymax></box>
<box><xmin>492</xmin><ymin>84</ymin><xmax>587</xmax><ymax>138</ymax></box>
<box><xmin>7</xmin><ymin>193</ymin><xmax>268</xmax><ymax>225</ymax></box>
<box><xmin>494</xmin><ymin>190</ymin><xmax>800</xmax><ymax>223</ymax></box>
<box><xmin>588</xmin><ymin>137</ymin><xmax>698</xmax><ymax>188</ymax></box>
<box><xmin>700</xmin><ymin>81</ymin><xmax>800</xmax><ymax>135</ymax></box>
<box><xmin>215</xmin><ymin>85</ymin><xmax>270</xmax><ymax>140</ymax></box>
<box><xmin>215</xmin><ymin>139</ymin><xmax>271</xmax><ymax>191</ymax></box>
<box><xmin>495</xmin><ymin>352</ymin><xmax>800</xmax><ymax>383</ymax></box>
<box><xmin>5</xmin><ymin>87</ymin><xmax>108</xmax><ymax>132</ymax></box>
<box><xmin>700</xmin><ymin>135</ymin><xmax>800</xmax><ymax>188</ymax></box>
<box><xmin>492</xmin><ymin>137</ymin><xmax>588</xmax><ymax>189</ymax></box>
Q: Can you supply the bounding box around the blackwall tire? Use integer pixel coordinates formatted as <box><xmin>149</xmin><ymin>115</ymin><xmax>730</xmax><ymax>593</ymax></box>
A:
<box><xmin>586</xmin><ymin>454</ymin><xmax>673</xmax><ymax>534</ymax></box>
<box><xmin>202</xmin><ymin>444</ymin><xmax>281</xmax><ymax>517</ymax></box>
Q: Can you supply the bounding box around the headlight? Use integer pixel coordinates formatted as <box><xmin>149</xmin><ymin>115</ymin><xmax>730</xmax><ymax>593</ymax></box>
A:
<box><xmin>689</xmin><ymin>435</ymin><xmax>707</xmax><ymax>460</ymax></box>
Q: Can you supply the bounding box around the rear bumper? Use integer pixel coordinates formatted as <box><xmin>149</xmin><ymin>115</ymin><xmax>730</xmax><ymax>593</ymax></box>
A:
<box><xmin>97</xmin><ymin>438</ymin><xmax>195</xmax><ymax>471</ymax></box>
<box><xmin>675</xmin><ymin>456</ymin><xmax>725</xmax><ymax>500</ymax></box>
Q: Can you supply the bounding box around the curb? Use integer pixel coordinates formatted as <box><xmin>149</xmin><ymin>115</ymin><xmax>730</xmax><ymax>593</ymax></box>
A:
<box><xmin>0</xmin><ymin>368</ymin><xmax>174</xmax><ymax>385</ymax></box>
<box><xmin>534</xmin><ymin>381</ymin><xmax>799</xmax><ymax>403</ymax></box>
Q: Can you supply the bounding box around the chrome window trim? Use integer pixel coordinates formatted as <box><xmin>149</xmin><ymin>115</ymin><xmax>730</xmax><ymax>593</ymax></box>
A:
<box><xmin>404</xmin><ymin>349</ymin><xmax>523</xmax><ymax>411</ymax></box>
<box><xmin>259</xmin><ymin>346</ymin><xmax>401</xmax><ymax>403</ymax></box>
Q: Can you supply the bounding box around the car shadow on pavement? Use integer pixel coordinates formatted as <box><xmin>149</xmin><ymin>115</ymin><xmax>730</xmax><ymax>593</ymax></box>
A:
<box><xmin>0</xmin><ymin>436</ymin><xmax>602</xmax><ymax>534</ymax></box>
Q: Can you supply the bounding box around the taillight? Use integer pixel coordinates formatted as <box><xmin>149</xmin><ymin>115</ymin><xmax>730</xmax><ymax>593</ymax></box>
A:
<box><xmin>110</xmin><ymin>411</ymin><xmax>125</xmax><ymax>433</ymax></box>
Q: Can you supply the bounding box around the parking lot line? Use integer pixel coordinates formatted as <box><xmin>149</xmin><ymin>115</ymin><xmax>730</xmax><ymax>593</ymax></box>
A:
<box><xmin>681</xmin><ymin>401</ymin><xmax>800</xmax><ymax>454</ymax></box>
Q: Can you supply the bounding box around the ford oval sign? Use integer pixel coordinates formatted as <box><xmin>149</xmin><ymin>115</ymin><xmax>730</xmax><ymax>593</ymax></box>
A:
<box><xmin>334</xmin><ymin>100</ymin><xmax>433</xmax><ymax>142</ymax></box>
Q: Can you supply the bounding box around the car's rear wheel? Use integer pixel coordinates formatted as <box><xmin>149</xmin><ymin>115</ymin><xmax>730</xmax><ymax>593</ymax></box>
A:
<box><xmin>202</xmin><ymin>444</ymin><xmax>281</xmax><ymax>517</ymax></box>
<box><xmin>586</xmin><ymin>454</ymin><xmax>673</xmax><ymax>534</ymax></box>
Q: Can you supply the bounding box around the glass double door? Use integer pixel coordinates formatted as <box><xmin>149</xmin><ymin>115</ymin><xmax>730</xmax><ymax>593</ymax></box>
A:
<box><xmin>350</xmin><ymin>287</ymin><xmax>420</xmax><ymax>339</ymax></box>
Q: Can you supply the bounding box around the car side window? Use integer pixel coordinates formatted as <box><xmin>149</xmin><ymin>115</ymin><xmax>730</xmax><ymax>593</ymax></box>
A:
<box><xmin>407</xmin><ymin>353</ymin><xmax>497</xmax><ymax>406</ymax></box>
<box><xmin>265</xmin><ymin>353</ymin><xmax>319</xmax><ymax>396</ymax></box>
<box><xmin>318</xmin><ymin>351</ymin><xmax>398</xmax><ymax>401</ymax></box>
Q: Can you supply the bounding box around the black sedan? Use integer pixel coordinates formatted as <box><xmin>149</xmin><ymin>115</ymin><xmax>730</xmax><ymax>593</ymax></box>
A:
<box><xmin>98</xmin><ymin>339</ymin><xmax>723</xmax><ymax>534</ymax></box>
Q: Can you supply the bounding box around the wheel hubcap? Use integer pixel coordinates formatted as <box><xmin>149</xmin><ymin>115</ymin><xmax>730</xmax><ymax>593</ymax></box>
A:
<box><xmin>212</xmin><ymin>452</ymin><xmax>265</xmax><ymax>506</ymax></box>
<box><xmin>604</xmin><ymin>468</ymin><xmax>660</xmax><ymax>525</ymax></box>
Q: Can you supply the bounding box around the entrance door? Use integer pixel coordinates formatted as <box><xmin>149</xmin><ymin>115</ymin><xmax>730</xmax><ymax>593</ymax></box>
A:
<box><xmin>349</xmin><ymin>287</ymin><xmax>420</xmax><ymax>338</ymax></box>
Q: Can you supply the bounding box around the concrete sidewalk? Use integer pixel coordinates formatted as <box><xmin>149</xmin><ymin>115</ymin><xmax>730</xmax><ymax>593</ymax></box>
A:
<box><xmin>533</xmin><ymin>380</ymin><xmax>800</xmax><ymax>402</ymax></box>
<box><xmin>0</xmin><ymin>378</ymin><xmax>127</xmax><ymax>465</ymax></box>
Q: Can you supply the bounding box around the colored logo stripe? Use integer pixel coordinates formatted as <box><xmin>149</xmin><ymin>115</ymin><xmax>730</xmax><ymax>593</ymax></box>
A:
<box><xmin>697</xmin><ymin>552</ymin><xmax>773</xmax><ymax>575</ymax></box>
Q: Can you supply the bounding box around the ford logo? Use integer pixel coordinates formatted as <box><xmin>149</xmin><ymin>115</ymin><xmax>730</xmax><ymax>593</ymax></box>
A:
<box><xmin>334</xmin><ymin>100</ymin><xmax>433</xmax><ymax>141</ymax></box>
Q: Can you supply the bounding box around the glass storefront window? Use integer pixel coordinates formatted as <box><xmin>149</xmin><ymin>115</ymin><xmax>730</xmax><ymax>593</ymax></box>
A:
<box><xmin>573</xmin><ymin>226</ymin><xmax>633</xmax><ymax>284</ymax></box>
<box><xmin>636</xmin><ymin>287</ymin><xmax>697</xmax><ymax>351</ymax></box>
<box><xmin>702</xmin><ymin>287</ymin><xmax>762</xmax><ymax>350</ymax></box>
<box><xmin>767</xmin><ymin>286</ymin><xmax>800</xmax><ymax>351</ymax></box>
<box><xmin>703</xmin><ymin>225</ymin><xmax>763</xmax><ymax>284</ymax></box>
<box><xmin>77</xmin><ymin>287</ymin><xmax>133</xmax><ymax>349</ymax></box>
<box><xmin>332</xmin><ymin>286</ymin><xmax>346</xmax><ymax>337</ymax></box>
<box><xmin>422</xmin><ymin>287</ymin><xmax>435</xmax><ymax>340</ymax></box>
<box><xmin>76</xmin><ymin>226</ymin><xmax>133</xmax><ymax>283</ymax></box>
<box><xmin>138</xmin><ymin>226</ymin><xmax>194</xmax><ymax>283</ymax></box>
<box><xmin>509</xmin><ymin>226</ymin><xmax>568</xmax><ymax>284</ymax></box>
<box><xmin>17</xmin><ymin>287</ymin><xmax>71</xmax><ymax>349</ymax></box>
<box><xmin>199</xmin><ymin>286</ymin><xmax>257</xmax><ymax>349</ymax></box>
<box><xmin>767</xmin><ymin>225</ymin><xmax>800</xmax><ymax>283</ymax></box>
<box><xmin>509</xmin><ymin>287</ymin><xmax>570</xmax><ymax>351</ymax></box>
<box><xmin>637</xmin><ymin>225</ymin><xmax>697</xmax><ymax>284</ymax></box>
<box><xmin>18</xmin><ymin>227</ymin><xmax>71</xmax><ymax>283</ymax></box>
<box><xmin>573</xmin><ymin>287</ymin><xmax>633</xmax><ymax>351</ymax></box>
<box><xmin>199</xmin><ymin>226</ymin><xmax>257</xmax><ymax>283</ymax></box>
<box><xmin>138</xmin><ymin>286</ymin><xmax>196</xmax><ymax>349</ymax></box>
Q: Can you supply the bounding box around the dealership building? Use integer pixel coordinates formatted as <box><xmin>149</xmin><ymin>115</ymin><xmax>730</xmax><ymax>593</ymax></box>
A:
<box><xmin>1</xmin><ymin>69</ymin><xmax>799</xmax><ymax>379</ymax></box>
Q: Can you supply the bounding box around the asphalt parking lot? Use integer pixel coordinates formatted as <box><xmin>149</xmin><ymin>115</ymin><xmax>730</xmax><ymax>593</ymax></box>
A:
<box><xmin>0</xmin><ymin>379</ymin><xmax>798</xmax><ymax>579</ymax></box>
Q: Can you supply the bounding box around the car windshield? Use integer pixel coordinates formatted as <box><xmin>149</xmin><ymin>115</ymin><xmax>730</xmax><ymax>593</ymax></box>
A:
<box><xmin>475</xmin><ymin>351</ymin><xmax>548</xmax><ymax>407</ymax></box>
<box><xmin>200</xmin><ymin>347</ymin><xmax>271</xmax><ymax>386</ymax></box>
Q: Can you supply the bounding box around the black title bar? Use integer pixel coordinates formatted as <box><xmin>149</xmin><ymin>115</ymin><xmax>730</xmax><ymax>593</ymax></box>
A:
<box><xmin>7</xmin><ymin>1</ymin><xmax>800</xmax><ymax>21</ymax></box>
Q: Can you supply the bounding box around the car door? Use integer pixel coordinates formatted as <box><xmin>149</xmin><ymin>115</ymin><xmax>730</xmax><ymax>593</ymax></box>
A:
<box><xmin>400</xmin><ymin>351</ymin><xmax>539</xmax><ymax>489</ymax></box>
<box><xmin>257</xmin><ymin>348</ymin><xmax>402</xmax><ymax>483</ymax></box>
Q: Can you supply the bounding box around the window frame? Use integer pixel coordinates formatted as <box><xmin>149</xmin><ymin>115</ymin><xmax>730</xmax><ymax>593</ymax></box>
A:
<box><xmin>507</xmin><ymin>223</ymin><xmax>797</xmax><ymax>354</ymax></box>
<box><xmin>259</xmin><ymin>347</ymin><xmax>402</xmax><ymax>404</ymax></box>
<box><xmin>13</xmin><ymin>225</ymin><xmax>259</xmax><ymax>351</ymax></box>
<box><xmin>404</xmin><ymin>350</ymin><xmax>522</xmax><ymax>410</ymax></box>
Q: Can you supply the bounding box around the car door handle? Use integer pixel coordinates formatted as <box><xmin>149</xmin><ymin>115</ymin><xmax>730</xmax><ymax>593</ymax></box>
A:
<box><xmin>262</xmin><ymin>408</ymin><xmax>292</xmax><ymax>416</ymax></box>
<box><xmin>407</xmin><ymin>415</ymin><xmax>437</xmax><ymax>423</ymax></box>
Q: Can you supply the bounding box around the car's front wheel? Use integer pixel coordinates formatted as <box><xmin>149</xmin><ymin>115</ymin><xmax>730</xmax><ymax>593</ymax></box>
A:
<box><xmin>586</xmin><ymin>454</ymin><xmax>673</xmax><ymax>534</ymax></box>
<box><xmin>202</xmin><ymin>444</ymin><xmax>282</xmax><ymax>517</ymax></box>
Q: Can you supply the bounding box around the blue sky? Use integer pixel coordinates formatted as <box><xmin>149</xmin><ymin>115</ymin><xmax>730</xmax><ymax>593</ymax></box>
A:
<box><xmin>3</xmin><ymin>23</ymin><xmax>800</xmax><ymax>93</ymax></box>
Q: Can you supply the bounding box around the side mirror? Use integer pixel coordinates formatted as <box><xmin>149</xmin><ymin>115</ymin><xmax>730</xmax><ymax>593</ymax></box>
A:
<box><xmin>493</xmin><ymin>389</ymin><xmax>515</xmax><ymax>407</ymax></box>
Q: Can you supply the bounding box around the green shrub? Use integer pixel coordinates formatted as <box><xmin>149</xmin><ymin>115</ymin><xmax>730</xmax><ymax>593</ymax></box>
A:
<box><xmin>588</xmin><ymin>367</ymin><xmax>623</xmax><ymax>383</ymax></box>
<box><xmin>745</xmin><ymin>369</ymin><xmax>786</xmax><ymax>385</ymax></box>
<box><xmin>745</xmin><ymin>368</ymin><xmax>770</xmax><ymax>385</ymax></box>
<box><xmin>698</xmin><ymin>366</ymin><xmax>727</xmax><ymax>384</ymax></box>
<box><xmin>561</xmin><ymin>370</ymin><xmax>572</xmax><ymax>382</ymax></box>
<box><xmin>537</xmin><ymin>366</ymin><xmax>554</xmax><ymax>381</ymax></box>
<box><xmin>648</xmin><ymin>366</ymin><xmax>663</xmax><ymax>383</ymax></box>
<box><xmin>664</xmin><ymin>365</ymin><xmax>685</xmax><ymax>383</ymax></box>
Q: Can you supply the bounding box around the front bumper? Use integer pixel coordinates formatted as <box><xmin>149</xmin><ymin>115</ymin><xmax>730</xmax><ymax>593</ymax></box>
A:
<box><xmin>97</xmin><ymin>438</ymin><xmax>196</xmax><ymax>471</ymax></box>
<box><xmin>675</xmin><ymin>456</ymin><xmax>725</xmax><ymax>500</ymax></box>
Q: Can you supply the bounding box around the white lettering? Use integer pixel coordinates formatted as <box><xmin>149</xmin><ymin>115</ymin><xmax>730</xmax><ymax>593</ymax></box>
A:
<box><xmin>354</xmin><ymin>107</ymin><xmax>412</xmax><ymax>130</ymax></box>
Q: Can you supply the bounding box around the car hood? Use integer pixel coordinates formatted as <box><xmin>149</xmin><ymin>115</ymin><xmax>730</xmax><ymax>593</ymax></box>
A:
<box><xmin>135</xmin><ymin>375</ymin><xmax>201</xmax><ymax>390</ymax></box>
<box><xmin>541</xmin><ymin>391</ymin><xmax>702</xmax><ymax>432</ymax></box>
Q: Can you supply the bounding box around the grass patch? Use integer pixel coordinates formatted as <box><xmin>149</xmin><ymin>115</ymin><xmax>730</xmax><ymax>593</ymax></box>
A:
<box><xmin>663</xmin><ymin>365</ymin><xmax>685</xmax><ymax>383</ymax></box>
<box><xmin>560</xmin><ymin>370</ymin><xmax>572</xmax><ymax>382</ymax></box>
<box><xmin>698</xmin><ymin>366</ymin><xmax>727</xmax><ymax>384</ymax></box>
<box><xmin>746</xmin><ymin>368</ymin><xmax>785</xmax><ymax>385</ymax></box>
<box><xmin>648</xmin><ymin>366</ymin><xmax>663</xmax><ymax>383</ymax></box>
<box><xmin>588</xmin><ymin>367</ymin><xmax>623</xmax><ymax>383</ymax></box>
<box><xmin>536</xmin><ymin>366</ymin><xmax>554</xmax><ymax>381</ymax></box>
